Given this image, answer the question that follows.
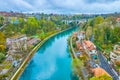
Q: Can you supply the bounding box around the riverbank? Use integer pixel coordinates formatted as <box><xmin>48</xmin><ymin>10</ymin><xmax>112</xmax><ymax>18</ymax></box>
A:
<box><xmin>68</xmin><ymin>30</ymin><xmax>117</xmax><ymax>80</ymax></box>
<box><xmin>68</xmin><ymin>35</ymin><xmax>85</xmax><ymax>80</ymax></box>
<box><xmin>10</xmin><ymin>27</ymin><xmax>77</xmax><ymax>80</ymax></box>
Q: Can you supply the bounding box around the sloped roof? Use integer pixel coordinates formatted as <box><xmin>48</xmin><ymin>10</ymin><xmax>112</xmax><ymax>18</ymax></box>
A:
<box><xmin>92</xmin><ymin>67</ymin><xmax>111</xmax><ymax>77</ymax></box>
<box><xmin>76</xmin><ymin>41</ymin><xmax>83</xmax><ymax>50</ymax></box>
<box><xmin>73</xmin><ymin>32</ymin><xmax>78</xmax><ymax>36</ymax></box>
<box><xmin>80</xmin><ymin>31</ymin><xmax>85</xmax><ymax>34</ymax></box>
<box><xmin>116</xmin><ymin>18</ymin><xmax>120</xmax><ymax>21</ymax></box>
<box><xmin>83</xmin><ymin>40</ymin><xmax>96</xmax><ymax>50</ymax></box>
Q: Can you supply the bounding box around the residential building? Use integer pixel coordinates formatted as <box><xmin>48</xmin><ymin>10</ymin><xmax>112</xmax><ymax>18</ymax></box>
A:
<box><xmin>76</xmin><ymin>41</ymin><xmax>84</xmax><ymax>51</ymax></box>
<box><xmin>110</xmin><ymin>45</ymin><xmax>120</xmax><ymax>62</ymax></box>
<box><xmin>92</xmin><ymin>67</ymin><xmax>111</xmax><ymax>77</ymax></box>
<box><xmin>73</xmin><ymin>31</ymin><xmax>85</xmax><ymax>40</ymax></box>
<box><xmin>77</xmin><ymin>31</ymin><xmax>85</xmax><ymax>40</ymax></box>
<box><xmin>83</xmin><ymin>40</ymin><xmax>97</xmax><ymax>55</ymax></box>
<box><xmin>116</xmin><ymin>18</ymin><xmax>120</xmax><ymax>26</ymax></box>
<box><xmin>27</xmin><ymin>37</ymin><xmax>41</xmax><ymax>47</ymax></box>
<box><xmin>73</xmin><ymin>32</ymin><xmax>78</xmax><ymax>38</ymax></box>
<box><xmin>6</xmin><ymin>34</ymin><xmax>27</xmax><ymax>54</ymax></box>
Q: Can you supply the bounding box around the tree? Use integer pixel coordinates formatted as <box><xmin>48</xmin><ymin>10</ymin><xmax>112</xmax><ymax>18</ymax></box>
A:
<box><xmin>105</xmin><ymin>16</ymin><xmax>116</xmax><ymax>25</ymax></box>
<box><xmin>0</xmin><ymin>45</ymin><xmax>5</xmax><ymax>52</ymax></box>
<box><xmin>0</xmin><ymin>32</ymin><xmax>6</xmax><ymax>53</ymax></box>
<box><xmin>0</xmin><ymin>16</ymin><xmax>4</xmax><ymax>26</ymax></box>
<box><xmin>0</xmin><ymin>32</ymin><xmax>5</xmax><ymax>43</ymax></box>
<box><xmin>0</xmin><ymin>53</ymin><xmax>5</xmax><ymax>63</ymax></box>
<box><xmin>90</xmin><ymin>75</ymin><xmax>112</xmax><ymax>80</ymax></box>
<box><xmin>23</xmin><ymin>17</ymin><xmax>39</xmax><ymax>35</ymax></box>
<box><xmin>94</xmin><ymin>16</ymin><xmax>104</xmax><ymax>25</ymax></box>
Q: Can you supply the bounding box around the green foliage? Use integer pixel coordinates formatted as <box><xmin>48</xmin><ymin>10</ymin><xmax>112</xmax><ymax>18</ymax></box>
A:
<box><xmin>72</xmin><ymin>58</ymin><xmax>84</xmax><ymax>79</ymax></box>
<box><xmin>91</xmin><ymin>16</ymin><xmax>120</xmax><ymax>51</ymax></box>
<box><xmin>0</xmin><ymin>32</ymin><xmax>6</xmax><ymax>52</ymax></box>
<box><xmin>0</xmin><ymin>32</ymin><xmax>5</xmax><ymax>44</ymax></box>
<box><xmin>3</xmin><ymin>14</ymin><xmax>76</xmax><ymax>38</ymax></box>
<box><xmin>0</xmin><ymin>53</ymin><xmax>5</xmax><ymax>63</ymax></box>
<box><xmin>115</xmin><ymin>61</ymin><xmax>120</xmax><ymax>69</ymax></box>
<box><xmin>94</xmin><ymin>16</ymin><xmax>104</xmax><ymax>25</ymax></box>
<box><xmin>23</xmin><ymin>17</ymin><xmax>39</xmax><ymax>35</ymax></box>
<box><xmin>82</xmin><ymin>15</ymin><xmax>120</xmax><ymax>54</ymax></box>
<box><xmin>0</xmin><ymin>16</ymin><xmax>4</xmax><ymax>26</ymax></box>
<box><xmin>90</xmin><ymin>75</ymin><xmax>112</xmax><ymax>80</ymax></box>
<box><xmin>72</xmin><ymin>42</ymin><xmax>76</xmax><ymax>48</ymax></box>
<box><xmin>105</xmin><ymin>16</ymin><xmax>116</xmax><ymax>24</ymax></box>
<box><xmin>86</xmin><ymin>26</ymin><xmax>92</xmax><ymax>39</ymax></box>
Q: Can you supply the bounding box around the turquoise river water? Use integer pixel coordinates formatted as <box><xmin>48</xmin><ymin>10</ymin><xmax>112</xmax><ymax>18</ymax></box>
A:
<box><xmin>19</xmin><ymin>27</ymin><xmax>77</xmax><ymax>80</ymax></box>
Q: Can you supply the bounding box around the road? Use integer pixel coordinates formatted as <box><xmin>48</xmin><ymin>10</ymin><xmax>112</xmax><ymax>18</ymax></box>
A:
<box><xmin>89</xmin><ymin>34</ymin><xmax>94</xmax><ymax>42</ymax></box>
<box><xmin>90</xmin><ymin>34</ymin><xmax>119</xmax><ymax>80</ymax></box>
<box><xmin>98</xmin><ymin>51</ymin><xmax>119</xmax><ymax>80</ymax></box>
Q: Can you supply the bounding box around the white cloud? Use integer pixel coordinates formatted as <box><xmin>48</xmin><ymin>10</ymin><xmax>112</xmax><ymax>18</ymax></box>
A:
<box><xmin>0</xmin><ymin>0</ymin><xmax>35</xmax><ymax>11</ymax></box>
<box><xmin>0</xmin><ymin>0</ymin><xmax>120</xmax><ymax>13</ymax></box>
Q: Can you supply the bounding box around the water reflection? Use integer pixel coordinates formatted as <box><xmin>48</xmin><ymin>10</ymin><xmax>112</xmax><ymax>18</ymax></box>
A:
<box><xmin>19</xmin><ymin>27</ymin><xmax>78</xmax><ymax>80</ymax></box>
<box><xmin>38</xmin><ymin>27</ymin><xmax>77</xmax><ymax>54</ymax></box>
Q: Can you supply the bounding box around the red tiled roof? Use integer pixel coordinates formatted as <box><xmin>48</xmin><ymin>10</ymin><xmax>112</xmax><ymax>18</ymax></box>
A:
<box><xmin>27</xmin><ymin>38</ymin><xmax>40</xmax><ymax>45</ymax></box>
<box><xmin>0</xmin><ymin>11</ymin><xmax>23</xmax><ymax>16</ymax></box>
<box><xmin>92</xmin><ymin>67</ymin><xmax>111</xmax><ymax>77</ymax></box>
<box><xmin>73</xmin><ymin>32</ymin><xmax>78</xmax><ymax>35</ymax></box>
<box><xmin>73</xmin><ymin>32</ymin><xmax>78</xmax><ymax>38</ymax></box>
<box><xmin>76</xmin><ymin>41</ymin><xmax>83</xmax><ymax>50</ymax></box>
<box><xmin>83</xmin><ymin>40</ymin><xmax>96</xmax><ymax>50</ymax></box>
<box><xmin>116</xmin><ymin>18</ymin><xmax>120</xmax><ymax>21</ymax></box>
<box><xmin>80</xmin><ymin>31</ymin><xmax>85</xmax><ymax>34</ymax></box>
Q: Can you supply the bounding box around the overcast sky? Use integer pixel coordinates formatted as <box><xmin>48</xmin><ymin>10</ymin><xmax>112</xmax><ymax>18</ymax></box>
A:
<box><xmin>0</xmin><ymin>0</ymin><xmax>120</xmax><ymax>14</ymax></box>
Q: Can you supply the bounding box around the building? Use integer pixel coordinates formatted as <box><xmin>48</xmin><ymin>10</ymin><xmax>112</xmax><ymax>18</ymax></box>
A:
<box><xmin>83</xmin><ymin>40</ymin><xmax>97</xmax><ymax>55</ymax></box>
<box><xmin>110</xmin><ymin>45</ymin><xmax>120</xmax><ymax>62</ymax></box>
<box><xmin>0</xmin><ymin>11</ymin><xmax>24</xmax><ymax>17</ymax></box>
<box><xmin>27</xmin><ymin>37</ymin><xmax>41</xmax><ymax>47</ymax></box>
<box><xmin>116</xmin><ymin>18</ymin><xmax>120</xmax><ymax>26</ymax></box>
<box><xmin>6</xmin><ymin>34</ymin><xmax>27</xmax><ymax>54</ymax></box>
<box><xmin>10</xmin><ymin>17</ymin><xmax>19</xmax><ymax>24</ymax></box>
<box><xmin>77</xmin><ymin>31</ymin><xmax>85</xmax><ymax>40</ymax></box>
<box><xmin>76</xmin><ymin>41</ymin><xmax>84</xmax><ymax>51</ymax></box>
<box><xmin>73</xmin><ymin>32</ymin><xmax>78</xmax><ymax>38</ymax></box>
<box><xmin>92</xmin><ymin>67</ymin><xmax>111</xmax><ymax>77</ymax></box>
<box><xmin>116</xmin><ymin>18</ymin><xmax>120</xmax><ymax>23</ymax></box>
<box><xmin>73</xmin><ymin>31</ymin><xmax>85</xmax><ymax>40</ymax></box>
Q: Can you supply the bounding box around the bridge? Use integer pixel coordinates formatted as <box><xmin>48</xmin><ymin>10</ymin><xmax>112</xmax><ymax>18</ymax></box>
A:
<box><xmin>62</xmin><ymin>19</ymin><xmax>87</xmax><ymax>25</ymax></box>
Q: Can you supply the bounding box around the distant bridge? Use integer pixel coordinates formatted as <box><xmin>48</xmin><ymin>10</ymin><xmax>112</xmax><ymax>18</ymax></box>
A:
<box><xmin>62</xmin><ymin>19</ymin><xmax>87</xmax><ymax>26</ymax></box>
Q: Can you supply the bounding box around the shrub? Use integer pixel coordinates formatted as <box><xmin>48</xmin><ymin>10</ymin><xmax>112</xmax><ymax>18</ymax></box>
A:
<box><xmin>0</xmin><ymin>53</ymin><xmax>5</xmax><ymax>63</ymax></box>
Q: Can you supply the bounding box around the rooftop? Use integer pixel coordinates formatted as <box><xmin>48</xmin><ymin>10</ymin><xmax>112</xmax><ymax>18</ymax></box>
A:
<box><xmin>80</xmin><ymin>31</ymin><xmax>85</xmax><ymax>34</ymax></box>
<box><xmin>73</xmin><ymin>32</ymin><xmax>78</xmax><ymax>35</ymax></box>
<box><xmin>116</xmin><ymin>18</ymin><xmax>120</xmax><ymax>21</ymax></box>
<box><xmin>92</xmin><ymin>67</ymin><xmax>111</xmax><ymax>77</ymax></box>
<box><xmin>10</xmin><ymin>34</ymin><xmax>26</xmax><ymax>39</ymax></box>
<box><xmin>83</xmin><ymin>40</ymin><xmax>96</xmax><ymax>50</ymax></box>
<box><xmin>76</xmin><ymin>41</ymin><xmax>83</xmax><ymax>50</ymax></box>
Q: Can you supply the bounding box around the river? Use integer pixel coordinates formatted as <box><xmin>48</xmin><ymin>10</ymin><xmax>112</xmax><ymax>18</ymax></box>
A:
<box><xmin>19</xmin><ymin>27</ymin><xmax>77</xmax><ymax>80</ymax></box>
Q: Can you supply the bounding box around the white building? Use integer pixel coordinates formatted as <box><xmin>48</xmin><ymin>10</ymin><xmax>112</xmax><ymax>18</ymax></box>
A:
<box><xmin>77</xmin><ymin>31</ymin><xmax>85</xmax><ymax>41</ymax></box>
<box><xmin>110</xmin><ymin>45</ymin><xmax>120</xmax><ymax>62</ymax></box>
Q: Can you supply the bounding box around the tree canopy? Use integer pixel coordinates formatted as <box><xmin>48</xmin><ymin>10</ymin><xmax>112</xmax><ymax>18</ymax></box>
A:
<box><xmin>90</xmin><ymin>75</ymin><xmax>112</xmax><ymax>80</ymax></box>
